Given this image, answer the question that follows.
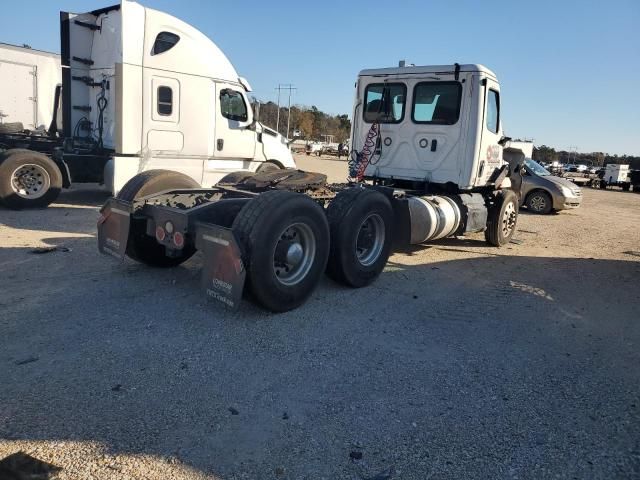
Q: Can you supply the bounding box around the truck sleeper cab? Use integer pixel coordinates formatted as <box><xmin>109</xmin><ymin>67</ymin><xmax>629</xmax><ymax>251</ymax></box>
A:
<box><xmin>98</xmin><ymin>62</ymin><xmax>523</xmax><ymax>313</ymax></box>
<box><xmin>0</xmin><ymin>0</ymin><xmax>295</xmax><ymax>210</ymax></box>
<box><xmin>62</xmin><ymin>1</ymin><xmax>295</xmax><ymax>195</ymax></box>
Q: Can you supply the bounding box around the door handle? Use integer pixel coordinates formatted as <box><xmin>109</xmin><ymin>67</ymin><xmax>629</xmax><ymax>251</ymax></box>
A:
<box><xmin>217</xmin><ymin>139</ymin><xmax>224</xmax><ymax>151</ymax></box>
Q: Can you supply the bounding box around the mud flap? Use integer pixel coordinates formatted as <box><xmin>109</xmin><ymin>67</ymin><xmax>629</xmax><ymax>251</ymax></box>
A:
<box><xmin>97</xmin><ymin>198</ymin><xmax>132</xmax><ymax>259</ymax></box>
<box><xmin>195</xmin><ymin>223</ymin><xmax>246</xmax><ymax>310</ymax></box>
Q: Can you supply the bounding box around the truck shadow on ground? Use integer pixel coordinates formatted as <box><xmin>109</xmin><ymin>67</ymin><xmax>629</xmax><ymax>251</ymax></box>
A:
<box><xmin>0</xmin><ymin>186</ymin><xmax>108</xmax><ymax>235</ymax></box>
<box><xmin>51</xmin><ymin>184</ymin><xmax>110</xmax><ymax>207</ymax></box>
<box><xmin>1</xmin><ymin>243</ymin><xmax>639</xmax><ymax>479</ymax></box>
<box><xmin>0</xmin><ymin>185</ymin><xmax>109</xmax><ymax>211</ymax></box>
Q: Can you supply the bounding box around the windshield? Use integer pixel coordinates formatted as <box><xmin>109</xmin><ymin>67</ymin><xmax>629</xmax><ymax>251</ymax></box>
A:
<box><xmin>525</xmin><ymin>158</ymin><xmax>551</xmax><ymax>176</ymax></box>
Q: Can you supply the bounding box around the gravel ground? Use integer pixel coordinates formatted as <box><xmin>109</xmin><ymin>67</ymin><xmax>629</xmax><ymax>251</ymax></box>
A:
<box><xmin>1</xmin><ymin>156</ymin><xmax>639</xmax><ymax>479</ymax></box>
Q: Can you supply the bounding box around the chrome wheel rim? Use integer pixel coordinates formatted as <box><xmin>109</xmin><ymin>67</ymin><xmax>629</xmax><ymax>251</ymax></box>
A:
<box><xmin>530</xmin><ymin>194</ymin><xmax>546</xmax><ymax>212</ymax></box>
<box><xmin>11</xmin><ymin>164</ymin><xmax>50</xmax><ymax>199</ymax></box>
<box><xmin>273</xmin><ymin>222</ymin><xmax>316</xmax><ymax>286</ymax></box>
<box><xmin>355</xmin><ymin>213</ymin><xmax>385</xmax><ymax>266</ymax></box>
<box><xmin>502</xmin><ymin>201</ymin><xmax>517</xmax><ymax>237</ymax></box>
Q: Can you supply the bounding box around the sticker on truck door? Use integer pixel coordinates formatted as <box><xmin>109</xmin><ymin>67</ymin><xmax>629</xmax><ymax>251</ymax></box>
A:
<box><xmin>486</xmin><ymin>144</ymin><xmax>501</xmax><ymax>162</ymax></box>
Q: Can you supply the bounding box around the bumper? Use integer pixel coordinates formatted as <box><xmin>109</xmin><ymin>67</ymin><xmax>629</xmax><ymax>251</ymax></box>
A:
<box><xmin>97</xmin><ymin>197</ymin><xmax>246</xmax><ymax>310</ymax></box>
<box><xmin>554</xmin><ymin>195</ymin><xmax>582</xmax><ymax>210</ymax></box>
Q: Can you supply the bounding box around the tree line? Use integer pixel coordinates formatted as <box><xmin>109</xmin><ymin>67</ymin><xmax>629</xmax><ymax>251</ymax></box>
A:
<box><xmin>532</xmin><ymin>144</ymin><xmax>640</xmax><ymax>169</ymax></box>
<box><xmin>250</xmin><ymin>99</ymin><xmax>351</xmax><ymax>143</ymax></box>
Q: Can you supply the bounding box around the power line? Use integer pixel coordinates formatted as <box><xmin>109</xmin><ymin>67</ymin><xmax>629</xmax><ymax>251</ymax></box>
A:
<box><xmin>568</xmin><ymin>145</ymin><xmax>578</xmax><ymax>163</ymax></box>
<box><xmin>275</xmin><ymin>84</ymin><xmax>296</xmax><ymax>137</ymax></box>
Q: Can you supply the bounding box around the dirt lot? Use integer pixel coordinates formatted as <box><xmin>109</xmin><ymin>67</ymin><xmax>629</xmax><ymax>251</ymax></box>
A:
<box><xmin>1</xmin><ymin>156</ymin><xmax>639</xmax><ymax>479</ymax></box>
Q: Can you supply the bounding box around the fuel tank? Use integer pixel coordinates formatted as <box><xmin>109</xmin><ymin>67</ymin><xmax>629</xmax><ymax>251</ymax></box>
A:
<box><xmin>407</xmin><ymin>195</ymin><xmax>461</xmax><ymax>244</ymax></box>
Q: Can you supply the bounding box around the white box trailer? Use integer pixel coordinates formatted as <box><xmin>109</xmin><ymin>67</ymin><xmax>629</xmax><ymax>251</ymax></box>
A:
<box><xmin>0</xmin><ymin>43</ymin><xmax>61</xmax><ymax>130</ymax></box>
<box><xmin>0</xmin><ymin>1</ymin><xmax>295</xmax><ymax>209</ymax></box>
<box><xmin>596</xmin><ymin>163</ymin><xmax>632</xmax><ymax>191</ymax></box>
<box><xmin>604</xmin><ymin>164</ymin><xmax>629</xmax><ymax>184</ymax></box>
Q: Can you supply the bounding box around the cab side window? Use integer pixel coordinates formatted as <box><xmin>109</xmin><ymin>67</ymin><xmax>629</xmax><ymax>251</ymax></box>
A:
<box><xmin>152</xmin><ymin>32</ymin><xmax>180</xmax><ymax>55</ymax></box>
<box><xmin>157</xmin><ymin>86</ymin><xmax>173</xmax><ymax>116</ymax></box>
<box><xmin>220</xmin><ymin>89</ymin><xmax>248</xmax><ymax>122</ymax></box>
<box><xmin>486</xmin><ymin>89</ymin><xmax>500</xmax><ymax>133</ymax></box>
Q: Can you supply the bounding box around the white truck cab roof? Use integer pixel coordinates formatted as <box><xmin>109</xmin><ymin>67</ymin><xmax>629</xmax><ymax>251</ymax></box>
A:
<box><xmin>358</xmin><ymin>63</ymin><xmax>497</xmax><ymax>80</ymax></box>
<box><xmin>104</xmin><ymin>1</ymin><xmax>240</xmax><ymax>83</ymax></box>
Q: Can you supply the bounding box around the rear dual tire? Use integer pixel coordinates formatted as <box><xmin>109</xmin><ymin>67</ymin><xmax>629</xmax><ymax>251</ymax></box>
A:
<box><xmin>326</xmin><ymin>188</ymin><xmax>393</xmax><ymax>287</ymax></box>
<box><xmin>233</xmin><ymin>188</ymin><xmax>394</xmax><ymax>311</ymax></box>
<box><xmin>232</xmin><ymin>190</ymin><xmax>329</xmax><ymax>312</ymax></box>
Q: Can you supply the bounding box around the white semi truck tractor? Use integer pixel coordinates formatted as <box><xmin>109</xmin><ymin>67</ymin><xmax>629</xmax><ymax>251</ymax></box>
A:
<box><xmin>99</xmin><ymin>58</ymin><xmax>525</xmax><ymax>312</ymax></box>
<box><xmin>0</xmin><ymin>1</ymin><xmax>294</xmax><ymax>209</ymax></box>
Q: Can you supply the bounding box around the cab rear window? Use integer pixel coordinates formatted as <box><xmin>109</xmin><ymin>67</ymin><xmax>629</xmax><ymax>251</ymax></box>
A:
<box><xmin>412</xmin><ymin>82</ymin><xmax>462</xmax><ymax>125</ymax></box>
<box><xmin>363</xmin><ymin>83</ymin><xmax>406</xmax><ymax>123</ymax></box>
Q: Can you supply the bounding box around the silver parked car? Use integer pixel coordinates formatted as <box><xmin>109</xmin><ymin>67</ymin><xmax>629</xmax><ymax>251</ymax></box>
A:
<box><xmin>521</xmin><ymin>159</ymin><xmax>582</xmax><ymax>214</ymax></box>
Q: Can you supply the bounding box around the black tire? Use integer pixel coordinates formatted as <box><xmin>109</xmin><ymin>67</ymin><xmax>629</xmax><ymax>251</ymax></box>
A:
<box><xmin>216</xmin><ymin>170</ymin><xmax>256</xmax><ymax>186</ymax></box>
<box><xmin>326</xmin><ymin>188</ymin><xmax>393</xmax><ymax>287</ymax></box>
<box><xmin>232</xmin><ymin>190</ymin><xmax>329</xmax><ymax>312</ymax></box>
<box><xmin>525</xmin><ymin>190</ymin><xmax>553</xmax><ymax>214</ymax></box>
<box><xmin>0</xmin><ymin>149</ymin><xmax>62</xmax><ymax>209</ymax></box>
<box><xmin>485</xmin><ymin>189</ymin><xmax>518</xmax><ymax>247</ymax></box>
<box><xmin>622</xmin><ymin>183</ymin><xmax>630</xmax><ymax>192</ymax></box>
<box><xmin>117</xmin><ymin>169</ymin><xmax>199</xmax><ymax>267</ymax></box>
<box><xmin>257</xmin><ymin>162</ymin><xmax>282</xmax><ymax>173</ymax></box>
<box><xmin>0</xmin><ymin>122</ymin><xmax>24</xmax><ymax>134</ymax></box>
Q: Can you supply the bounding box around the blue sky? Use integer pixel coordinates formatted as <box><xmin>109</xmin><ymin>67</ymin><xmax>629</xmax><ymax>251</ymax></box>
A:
<box><xmin>2</xmin><ymin>0</ymin><xmax>638</xmax><ymax>155</ymax></box>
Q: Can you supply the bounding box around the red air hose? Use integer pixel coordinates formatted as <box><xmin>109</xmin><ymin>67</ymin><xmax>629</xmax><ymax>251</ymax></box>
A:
<box><xmin>348</xmin><ymin>122</ymin><xmax>380</xmax><ymax>182</ymax></box>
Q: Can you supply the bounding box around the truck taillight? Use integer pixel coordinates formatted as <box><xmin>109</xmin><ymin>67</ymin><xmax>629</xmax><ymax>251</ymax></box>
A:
<box><xmin>155</xmin><ymin>226</ymin><xmax>166</xmax><ymax>242</ymax></box>
<box><xmin>173</xmin><ymin>231</ymin><xmax>185</xmax><ymax>248</ymax></box>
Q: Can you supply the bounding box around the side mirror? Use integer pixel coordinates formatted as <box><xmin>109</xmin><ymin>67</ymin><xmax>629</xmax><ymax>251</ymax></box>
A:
<box><xmin>498</xmin><ymin>136</ymin><xmax>512</xmax><ymax>146</ymax></box>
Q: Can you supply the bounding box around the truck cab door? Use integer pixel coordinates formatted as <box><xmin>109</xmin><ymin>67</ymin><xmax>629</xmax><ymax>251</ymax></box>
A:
<box><xmin>476</xmin><ymin>78</ymin><xmax>502</xmax><ymax>186</ymax></box>
<box><xmin>212</xmin><ymin>83</ymin><xmax>256</xmax><ymax>161</ymax></box>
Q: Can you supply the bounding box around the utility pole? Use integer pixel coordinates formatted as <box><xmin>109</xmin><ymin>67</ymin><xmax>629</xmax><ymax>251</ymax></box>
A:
<box><xmin>275</xmin><ymin>86</ymin><xmax>281</xmax><ymax>132</ymax></box>
<box><xmin>568</xmin><ymin>145</ymin><xmax>578</xmax><ymax>163</ymax></box>
<box><xmin>275</xmin><ymin>84</ymin><xmax>296</xmax><ymax>136</ymax></box>
<box><xmin>252</xmin><ymin>100</ymin><xmax>260</xmax><ymax>122</ymax></box>
<box><xmin>286</xmin><ymin>85</ymin><xmax>296</xmax><ymax>139</ymax></box>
